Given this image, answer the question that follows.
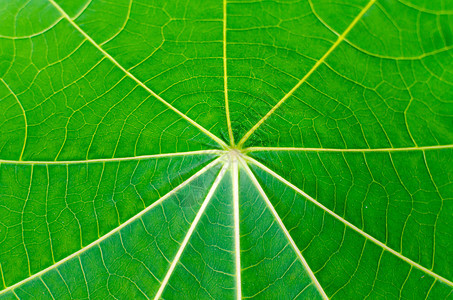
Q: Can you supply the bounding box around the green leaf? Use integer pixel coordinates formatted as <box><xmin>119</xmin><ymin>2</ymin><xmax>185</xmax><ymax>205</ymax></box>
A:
<box><xmin>0</xmin><ymin>0</ymin><xmax>452</xmax><ymax>299</ymax></box>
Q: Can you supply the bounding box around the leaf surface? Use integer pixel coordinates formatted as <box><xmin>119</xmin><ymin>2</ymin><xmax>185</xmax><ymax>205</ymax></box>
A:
<box><xmin>0</xmin><ymin>0</ymin><xmax>452</xmax><ymax>299</ymax></box>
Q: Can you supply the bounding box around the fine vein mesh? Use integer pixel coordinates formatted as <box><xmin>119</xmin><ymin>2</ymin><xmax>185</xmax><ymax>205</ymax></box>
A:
<box><xmin>0</xmin><ymin>0</ymin><xmax>452</xmax><ymax>298</ymax></box>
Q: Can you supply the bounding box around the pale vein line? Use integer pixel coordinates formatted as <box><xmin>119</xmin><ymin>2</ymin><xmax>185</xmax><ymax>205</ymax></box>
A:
<box><xmin>0</xmin><ymin>157</ymin><xmax>223</xmax><ymax>296</ymax></box>
<box><xmin>47</xmin><ymin>0</ymin><xmax>228</xmax><ymax>149</ymax></box>
<box><xmin>308</xmin><ymin>0</ymin><xmax>453</xmax><ymax>61</ymax></box>
<box><xmin>0</xmin><ymin>264</ymin><xmax>6</xmax><ymax>289</ymax></box>
<box><xmin>237</xmin><ymin>0</ymin><xmax>377</xmax><ymax>147</ymax></box>
<box><xmin>72</xmin><ymin>0</ymin><xmax>93</xmax><ymax>19</ymax></box>
<box><xmin>100</xmin><ymin>0</ymin><xmax>132</xmax><ymax>46</ymax></box>
<box><xmin>223</xmin><ymin>0</ymin><xmax>234</xmax><ymax>145</ymax></box>
<box><xmin>245</xmin><ymin>144</ymin><xmax>453</xmax><ymax>153</ymax></box>
<box><xmin>0</xmin><ymin>18</ymin><xmax>64</xmax><ymax>39</ymax></box>
<box><xmin>40</xmin><ymin>278</ymin><xmax>56</xmax><ymax>300</ymax></box>
<box><xmin>1</xmin><ymin>78</ymin><xmax>27</xmax><ymax>161</ymax></box>
<box><xmin>154</xmin><ymin>162</ymin><xmax>229</xmax><ymax>299</ymax></box>
<box><xmin>22</xmin><ymin>165</ymin><xmax>34</xmax><ymax>277</ymax></box>
<box><xmin>11</xmin><ymin>291</ymin><xmax>19</xmax><ymax>300</ymax></box>
<box><xmin>231</xmin><ymin>154</ymin><xmax>241</xmax><ymax>299</ymax></box>
<box><xmin>239</xmin><ymin>157</ymin><xmax>329</xmax><ymax>300</ymax></box>
<box><xmin>78</xmin><ymin>257</ymin><xmax>89</xmax><ymax>296</ymax></box>
<box><xmin>0</xmin><ymin>150</ymin><xmax>226</xmax><ymax>165</ymax></box>
<box><xmin>245</xmin><ymin>156</ymin><xmax>453</xmax><ymax>287</ymax></box>
<box><xmin>398</xmin><ymin>0</ymin><xmax>453</xmax><ymax>15</ymax></box>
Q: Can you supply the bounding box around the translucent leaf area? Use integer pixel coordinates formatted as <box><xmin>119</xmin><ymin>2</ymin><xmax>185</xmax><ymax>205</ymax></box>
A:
<box><xmin>0</xmin><ymin>0</ymin><xmax>452</xmax><ymax>299</ymax></box>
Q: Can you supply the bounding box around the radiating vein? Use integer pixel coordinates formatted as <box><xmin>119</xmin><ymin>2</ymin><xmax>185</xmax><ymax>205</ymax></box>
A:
<box><xmin>0</xmin><ymin>157</ymin><xmax>223</xmax><ymax>296</ymax></box>
<box><xmin>237</xmin><ymin>0</ymin><xmax>377</xmax><ymax>147</ymax></box>
<box><xmin>223</xmin><ymin>0</ymin><xmax>234</xmax><ymax>146</ymax></box>
<box><xmin>239</xmin><ymin>157</ymin><xmax>329</xmax><ymax>300</ymax></box>
<box><xmin>245</xmin><ymin>156</ymin><xmax>453</xmax><ymax>287</ymax></box>
<box><xmin>1</xmin><ymin>78</ymin><xmax>27</xmax><ymax>161</ymax></box>
<box><xmin>154</xmin><ymin>162</ymin><xmax>229</xmax><ymax>299</ymax></box>
<box><xmin>47</xmin><ymin>0</ymin><xmax>228</xmax><ymax>150</ymax></box>
<box><xmin>0</xmin><ymin>150</ymin><xmax>226</xmax><ymax>165</ymax></box>
<box><xmin>231</xmin><ymin>153</ymin><xmax>241</xmax><ymax>299</ymax></box>
<box><xmin>0</xmin><ymin>264</ymin><xmax>6</xmax><ymax>289</ymax></box>
<box><xmin>245</xmin><ymin>144</ymin><xmax>453</xmax><ymax>153</ymax></box>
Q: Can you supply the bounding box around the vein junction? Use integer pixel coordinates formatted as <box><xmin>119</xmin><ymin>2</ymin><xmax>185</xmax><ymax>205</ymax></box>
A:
<box><xmin>1</xmin><ymin>0</ymin><xmax>452</xmax><ymax>298</ymax></box>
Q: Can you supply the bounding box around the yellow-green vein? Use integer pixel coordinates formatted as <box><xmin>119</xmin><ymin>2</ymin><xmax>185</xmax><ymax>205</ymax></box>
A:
<box><xmin>47</xmin><ymin>0</ymin><xmax>228</xmax><ymax>150</ymax></box>
<box><xmin>0</xmin><ymin>78</ymin><xmax>27</xmax><ymax>161</ymax></box>
<box><xmin>237</xmin><ymin>0</ymin><xmax>377</xmax><ymax>147</ymax></box>
<box><xmin>240</xmin><ymin>157</ymin><xmax>329</xmax><ymax>299</ymax></box>
<box><xmin>245</xmin><ymin>155</ymin><xmax>453</xmax><ymax>288</ymax></box>
<box><xmin>0</xmin><ymin>157</ymin><xmax>223</xmax><ymax>296</ymax></box>
<box><xmin>223</xmin><ymin>0</ymin><xmax>235</xmax><ymax>146</ymax></box>
<box><xmin>154</xmin><ymin>162</ymin><xmax>229</xmax><ymax>299</ymax></box>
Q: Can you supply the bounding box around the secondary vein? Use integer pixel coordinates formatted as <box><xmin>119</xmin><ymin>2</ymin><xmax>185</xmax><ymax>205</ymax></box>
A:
<box><xmin>1</xmin><ymin>78</ymin><xmax>27</xmax><ymax>161</ymax></box>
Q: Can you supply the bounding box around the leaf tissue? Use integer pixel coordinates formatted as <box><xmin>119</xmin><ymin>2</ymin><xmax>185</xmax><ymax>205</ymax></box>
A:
<box><xmin>0</xmin><ymin>0</ymin><xmax>452</xmax><ymax>299</ymax></box>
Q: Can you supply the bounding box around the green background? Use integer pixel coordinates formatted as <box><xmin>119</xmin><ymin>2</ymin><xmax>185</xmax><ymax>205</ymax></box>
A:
<box><xmin>0</xmin><ymin>0</ymin><xmax>452</xmax><ymax>298</ymax></box>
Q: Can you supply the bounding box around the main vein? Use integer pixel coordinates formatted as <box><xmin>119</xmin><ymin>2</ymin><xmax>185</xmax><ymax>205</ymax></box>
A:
<box><xmin>236</xmin><ymin>0</ymin><xmax>377</xmax><ymax>147</ymax></box>
<box><xmin>246</xmin><ymin>156</ymin><xmax>453</xmax><ymax>287</ymax></box>
<box><xmin>0</xmin><ymin>150</ymin><xmax>226</xmax><ymax>165</ymax></box>
<box><xmin>240</xmin><ymin>157</ymin><xmax>328</xmax><ymax>299</ymax></box>
<box><xmin>0</xmin><ymin>157</ymin><xmax>223</xmax><ymax>295</ymax></box>
<box><xmin>154</xmin><ymin>162</ymin><xmax>229</xmax><ymax>299</ymax></box>
<box><xmin>47</xmin><ymin>0</ymin><xmax>228</xmax><ymax>150</ymax></box>
<box><xmin>231</xmin><ymin>155</ymin><xmax>242</xmax><ymax>299</ymax></box>
<box><xmin>245</xmin><ymin>144</ymin><xmax>453</xmax><ymax>153</ymax></box>
<box><xmin>223</xmin><ymin>0</ymin><xmax>235</xmax><ymax>146</ymax></box>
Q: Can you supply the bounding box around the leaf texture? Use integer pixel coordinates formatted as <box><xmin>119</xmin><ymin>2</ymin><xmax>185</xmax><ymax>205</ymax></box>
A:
<box><xmin>0</xmin><ymin>0</ymin><xmax>452</xmax><ymax>299</ymax></box>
